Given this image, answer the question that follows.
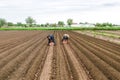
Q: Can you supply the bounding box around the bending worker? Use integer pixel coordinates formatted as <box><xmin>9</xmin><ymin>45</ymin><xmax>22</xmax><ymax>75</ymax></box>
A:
<box><xmin>47</xmin><ymin>34</ymin><xmax>56</xmax><ymax>46</ymax></box>
<box><xmin>62</xmin><ymin>34</ymin><xmax>69</xmax><ymax>43</ymax></box>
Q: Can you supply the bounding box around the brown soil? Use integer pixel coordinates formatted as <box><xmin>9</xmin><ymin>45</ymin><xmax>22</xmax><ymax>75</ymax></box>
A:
<box><xmin>0</xmin><ymin>31</ymin><xmax>120</xmax><ymax>80</ymax></box>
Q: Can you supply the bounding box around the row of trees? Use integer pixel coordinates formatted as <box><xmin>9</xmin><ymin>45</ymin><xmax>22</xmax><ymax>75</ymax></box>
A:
<box><xmin>0</xmin><ymin>17</ymin><xmax>115</xmax><ymax>27</ymax></box>
<box><xmin>0</xmin><ymin>17</ymin><xmax>73</xmax><ymax>27</ymax></box>
<box><xmin>95</xmin><ymin>23</ymin><xmax>113</xmax><ymax>27</ymax></box>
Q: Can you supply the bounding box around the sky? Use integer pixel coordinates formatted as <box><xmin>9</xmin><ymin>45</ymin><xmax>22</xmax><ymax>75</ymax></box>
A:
<box><xmin>0</xmin><ymin>0</ymin><xmax>120</xmax><ymax>24</ymax></box>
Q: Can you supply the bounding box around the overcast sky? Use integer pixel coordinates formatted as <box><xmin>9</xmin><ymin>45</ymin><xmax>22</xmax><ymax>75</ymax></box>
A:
<box><xmin>0</xmin><ymin>0</ymin><xmax>120</xmax><ymax>24</ymax></box>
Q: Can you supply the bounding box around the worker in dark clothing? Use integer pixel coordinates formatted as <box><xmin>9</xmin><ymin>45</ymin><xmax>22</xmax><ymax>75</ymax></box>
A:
<box><xmin>62</xmin><ymin>34</ymin><xmax>69</xmax><ymax>43</ymax></box>
<box><xmin>47</xmin><ymin>34</ymin><xmax>56</xmax><ymax>46</ymax></box>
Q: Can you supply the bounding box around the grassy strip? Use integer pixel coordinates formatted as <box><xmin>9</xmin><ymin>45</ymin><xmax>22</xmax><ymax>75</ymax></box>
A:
<box><xmin>0</xmin><ymin>27</ymin><xmax>120</xmax><ymax>30</ymax></box>
<box><xmin>91</xmin><ymin>31</ymin><xmax>120</xmax><ymax>39</ymax></box>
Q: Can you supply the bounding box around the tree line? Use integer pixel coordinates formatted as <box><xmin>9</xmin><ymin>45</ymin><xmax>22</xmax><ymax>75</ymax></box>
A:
<box><xmin>0</xmin><ymin>17</ymin><xmax>73</xmax><ymax>27</ymax></box>
<box><xmin>0</xmin><ymin>16</ymin><xmax>115</xmax><ymax>27</ymax></box>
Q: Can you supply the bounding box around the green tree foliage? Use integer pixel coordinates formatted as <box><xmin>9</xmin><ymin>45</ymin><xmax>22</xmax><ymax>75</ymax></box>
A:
<box><xmin>7</xmin><ymin>22</ymin><xmax>14</xmax><ymax>26</ymax></box>
<box><xmin>45</xmin><ymin>23</ymin><xmax>49</xmax><ymax>27</ymax></box>
<box><xmin>0</xmin><ymin>18</ymin><xmax>6</xmax><ymax>28</ymax></box>
<box><xmin>50</xmin><ymin>23</ymin><xmax>57</xmax><ymax>27</ymax></box>
<box><xmin>16</xmin><ymin>22</ymin><xmax>23</xmax><ymax>27</ymax></box>
<box><xmin>58</xmin><ymin>21</ymin><xmax>64</xmax><ymax>27</ymax></box>
<box><xmin>67</xmin><ymin>19</ymin><xmax>73</xmax><ymax>27</ymax></box>
<box><xmin>96</xmin><ymin>23</ymin><xmax>113</xmax><ymax>27</ymax></box>
<box><xmin>41</xmin><ymin>24</ymin><xmax>45</xmax><ymax>27</ymax></box>
<box><xmin>36</xmin><ymin>24</ymin><xmax>41</xmax><ymax>27</ymax></box>
<box><xmin>96</xmin><ymin>23</ymin><xmax>101</xmax><ymax>27</ymax></box>
<box><xmin>25</xmin><ymin>17</ymin><xmax>36</xmax><ymax>27</ymax></box>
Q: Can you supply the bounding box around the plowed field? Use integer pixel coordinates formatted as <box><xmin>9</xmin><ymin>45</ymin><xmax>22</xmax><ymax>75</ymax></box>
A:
<box><xmin>0</xmin><ymin>31</ymin><xmax>120</xmax><ymax>80</ymax></box>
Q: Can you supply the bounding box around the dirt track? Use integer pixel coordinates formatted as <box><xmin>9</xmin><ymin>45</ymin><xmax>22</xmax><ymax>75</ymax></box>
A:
<box><xmin>0</xmin><ymin>31</ymin><xmax>120</xmax><ymax>80</ymax></box>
